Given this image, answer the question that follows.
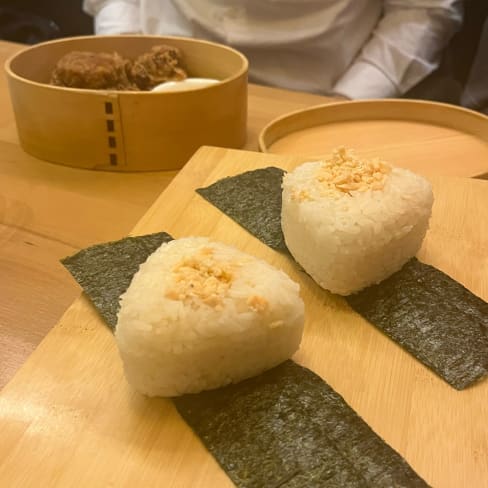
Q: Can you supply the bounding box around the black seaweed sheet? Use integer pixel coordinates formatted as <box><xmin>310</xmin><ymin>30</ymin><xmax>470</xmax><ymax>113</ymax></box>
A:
<box><xmin>61</xmin><ymin>233</ymin><xmax>428</xmax><ymax>488</ymax></box>
<box><xmin>346</xmin><ymin>258</ymin><xmax>488</xmax><ymax>390</ymax></box>
<box><xmin>196</xmin><ymin>167</ymin><xmax>288</xmax><ymax>251</ymax></box>
<box><xmin>197</xmin><ymin>168</ymin><xmax>488</xmax><ymax>390</ymax></box>
<box><xmin>61</xmin><ymin>232</ymin><xmax>173</xmax><ymax>329</ymax></box>
<box><xmin>175</xmin><ymin>361</ymin><xmax>428</xmax><ymax>488</ymax></box>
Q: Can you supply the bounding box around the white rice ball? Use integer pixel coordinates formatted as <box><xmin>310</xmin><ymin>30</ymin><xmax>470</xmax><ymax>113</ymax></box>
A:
<box><xmin>115</xmin><ymin>237</ymin><xmax>304</xmax><ymax>397</ymax></box>
<box><xmin>281</xmin><ymin>148</ymin><xmax>434</xmax><ymax>295</ymax></box>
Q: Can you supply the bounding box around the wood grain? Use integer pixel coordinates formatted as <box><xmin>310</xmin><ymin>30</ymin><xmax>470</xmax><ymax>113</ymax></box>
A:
<box><xmin>260</xmin><ymin>100</ymin><xmax>488</xmax><ymax>178</ymax></box>
<box><xmin>6</xmin><ymin>36</ymin><xmax>248</xmax><ymax>171</ymax></box>
<box><xmin>0</xmin><ymin>146</ymin><xmax>486</xmax><ymax>488</ymax></box>
<box><xmin>0</xmin><ymin>40</ymin><xmax>335</xmax><ymax>390</ymax></box>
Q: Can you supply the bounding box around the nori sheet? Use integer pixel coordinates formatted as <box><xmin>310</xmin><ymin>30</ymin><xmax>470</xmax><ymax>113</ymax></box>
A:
<box><xmin>175</xmin><ymin>360</ymin><xmax>429</xmax><ymax>488</ymax></box>
<box><xmin>61</xmin><ymin>232</ymin><xmax>173</xmax><ymax>329</ymax></box>
<box><xmin>61</xmin><ymin>232</ymin><xmax>429</xmax><ymax>487</ymax></box>
<box><xmin>196</xmin><ymin>167</ymin><xmax>288</xmax><ymax>251</ymax></box>
<box><xmin>346</xmin><ymin>258</ymin><xmax>488</xmax><ymax>390</ymax></box>
<box><xmin>197</xmin><ymin>167</ymin><xmax>488</xmax><ymax>390</ymax></box>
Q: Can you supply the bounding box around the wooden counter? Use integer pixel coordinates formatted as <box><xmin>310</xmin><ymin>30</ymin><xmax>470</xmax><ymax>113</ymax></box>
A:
<box><xmin>1</xmin><ymin>37</ymin><xmax>487</xmax><ymax>488</ymax></box>
<box><xmin>0</xmin><ymin>146</ymin><xmax>486</xmax><ymax>488</ymax></box>
<box><xmin>0</xmin><ymin>40</ymin><xmax>334</xmax><ymax>389</ymax></box>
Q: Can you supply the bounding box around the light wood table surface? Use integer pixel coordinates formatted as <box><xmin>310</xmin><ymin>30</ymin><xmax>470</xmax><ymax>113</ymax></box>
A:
<box><xmin>0</xmin><ymin>38</ymin><xmax>487</xmax><ymax>488</ymax></box>
<box><xmin>0</xmin><ymin>146</ymin><xmax>486</xmax><ymax>488</ymax></box>
<box><xmin>1</xmin><ymin>38</ymin><xmax>487</xmax><ymax>391</ymax></box>
<box><xmin>0</xmin><ymin>40</ymin><xmax>338</xmax><ymax>390</ymax></box>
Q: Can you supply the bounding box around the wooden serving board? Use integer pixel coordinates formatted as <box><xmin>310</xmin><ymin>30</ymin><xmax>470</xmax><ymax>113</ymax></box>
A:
<box><xmin>0</xmin><ymin>147</ymin><xmax>487</xmax><ymax>488</ymax></box>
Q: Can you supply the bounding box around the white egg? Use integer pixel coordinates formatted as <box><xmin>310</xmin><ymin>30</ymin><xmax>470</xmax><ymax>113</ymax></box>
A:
<box><xmin>151</xmin><ymin>78</ymin><xmax>219</xmax><ymax>92</ymax></box>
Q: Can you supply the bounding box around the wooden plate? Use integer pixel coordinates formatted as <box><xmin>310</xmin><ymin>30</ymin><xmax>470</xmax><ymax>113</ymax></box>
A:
<box><xmin>0</xmin><ymin>147</ymin><xmax>486</xmax><ymax>487</ymax></box>
<box><xmin>259</xmin><ymin>99</ymin><xmax>488</xmax><ymax>178</ymax></box>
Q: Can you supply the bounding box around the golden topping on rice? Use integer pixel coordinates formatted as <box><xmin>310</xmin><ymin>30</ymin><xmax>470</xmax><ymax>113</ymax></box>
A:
<box><xmin>291</xmin><ymin>147</ymin><xmax>391</xmax><ymax>201</ymax></box>
<box><xmin>319</xmin><ymin>147</ymin><xmax>391</xmax><ymax>193</ymax></box>
<box><xmin>247</xmin><ymin>295</ymin><xmax>269</xmax><ymax>313</ymax></box>
<box><xmin>166</xmin><ymin>247</ymin><xmax>234</xmax><ymax>308</ymax></box>
<box><xmin>292</xmin><ymin>189</ymin><xmax>312</xmax><ymax>202</ymax></box>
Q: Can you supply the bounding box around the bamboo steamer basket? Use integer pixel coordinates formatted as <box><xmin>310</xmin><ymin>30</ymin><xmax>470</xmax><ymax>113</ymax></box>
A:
<box><xmin>5</xmin><ymin>35</ymin><xmax>248</xmax><ymax>171</ymax></box>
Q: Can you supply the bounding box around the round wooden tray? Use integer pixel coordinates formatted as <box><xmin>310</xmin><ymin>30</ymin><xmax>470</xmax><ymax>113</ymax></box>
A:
<box><xmin>259</xmin><ymin>99</ymin><xmax>488</xmax><ymax>178</ymax></box>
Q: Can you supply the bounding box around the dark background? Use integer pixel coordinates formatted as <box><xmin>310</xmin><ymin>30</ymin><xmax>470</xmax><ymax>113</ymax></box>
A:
<box><xmin>0</xmin><ymin>0</ymin><xmax>92</xmax><ymax>43</ymax></box>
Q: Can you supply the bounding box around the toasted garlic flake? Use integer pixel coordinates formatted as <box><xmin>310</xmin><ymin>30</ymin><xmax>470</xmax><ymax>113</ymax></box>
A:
<box><xmin>247</xmin><ymin>295</ymin><xmax>269</xmax><ymax>313</ymax></box>
<box><xmin>166</xmin><ymin>247</ymin><xmax>234</xmax><ymax>308</ymax></box>
<box><xmin>292</xmin><ymin>147</ymin><xmax>392</xmax><ymax>201</ymax></box>
<box><xmin>318</xmin><ymin>147</ymin><xmax>391</xmax><ymax>194</ymax></box>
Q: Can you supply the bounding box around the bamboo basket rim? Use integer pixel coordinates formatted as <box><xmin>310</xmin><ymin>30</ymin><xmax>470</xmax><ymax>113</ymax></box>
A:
<box><xmin>4</xmin><ymin>34</ymin><xmax>249</xmax><ymax>95</ymax></box>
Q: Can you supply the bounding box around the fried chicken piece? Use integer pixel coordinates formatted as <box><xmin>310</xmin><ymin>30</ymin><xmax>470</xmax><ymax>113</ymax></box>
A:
<box><xmin>128</xmin><ymin>45</ymin><xmax>187</xmax><ymax>90</ymax></box>
<box><xmin>50</xmin><ymin>51</ymin><xmax>138</xmax><ymax>91</ymax></box>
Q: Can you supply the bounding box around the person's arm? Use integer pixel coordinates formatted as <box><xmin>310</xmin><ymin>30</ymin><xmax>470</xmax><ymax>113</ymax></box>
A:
<box><xmin>83</xmin><ymin>0</ymin><xmax>141</xmax><ymax>34</ymax></box>
<box><xmin>333</xmin><ymin>0</ymin><xmax>463</xmax><ymax>99</ymax></box>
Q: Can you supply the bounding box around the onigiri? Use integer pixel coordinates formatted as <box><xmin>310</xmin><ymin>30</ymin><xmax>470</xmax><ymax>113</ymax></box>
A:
<box><xmin>281</xmin><ymin>147</ymin><xmax>434</xmax><ymax>295</ymax></box>
<box><xmin>115</xmin><ymin>237</ymin><xmax>304</xmax><ymax>397</ymax></box>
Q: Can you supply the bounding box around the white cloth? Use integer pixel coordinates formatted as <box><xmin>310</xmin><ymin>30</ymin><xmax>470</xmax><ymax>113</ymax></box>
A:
<box><xmin>83</xmin><ymin>0</ymin><xmax>463</xmax><ymax>99</ymax></box>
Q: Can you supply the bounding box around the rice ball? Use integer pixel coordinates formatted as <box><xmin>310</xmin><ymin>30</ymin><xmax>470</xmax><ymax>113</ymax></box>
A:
<box><xmin>115</xmin><ymin>237</ymin><xmax>304</xmax><ymax>397</ymax></box>
<box><xmin>281</xmin><ymin>147</ymin><xmax>434</xmax><ymax>295</ymax></box>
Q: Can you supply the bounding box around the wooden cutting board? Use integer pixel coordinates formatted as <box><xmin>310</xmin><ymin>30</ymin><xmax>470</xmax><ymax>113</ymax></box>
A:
<box><xmin>0</xmin><ymin>146</ymin><xmax>487</xmax><ymax>488</ymax></box>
